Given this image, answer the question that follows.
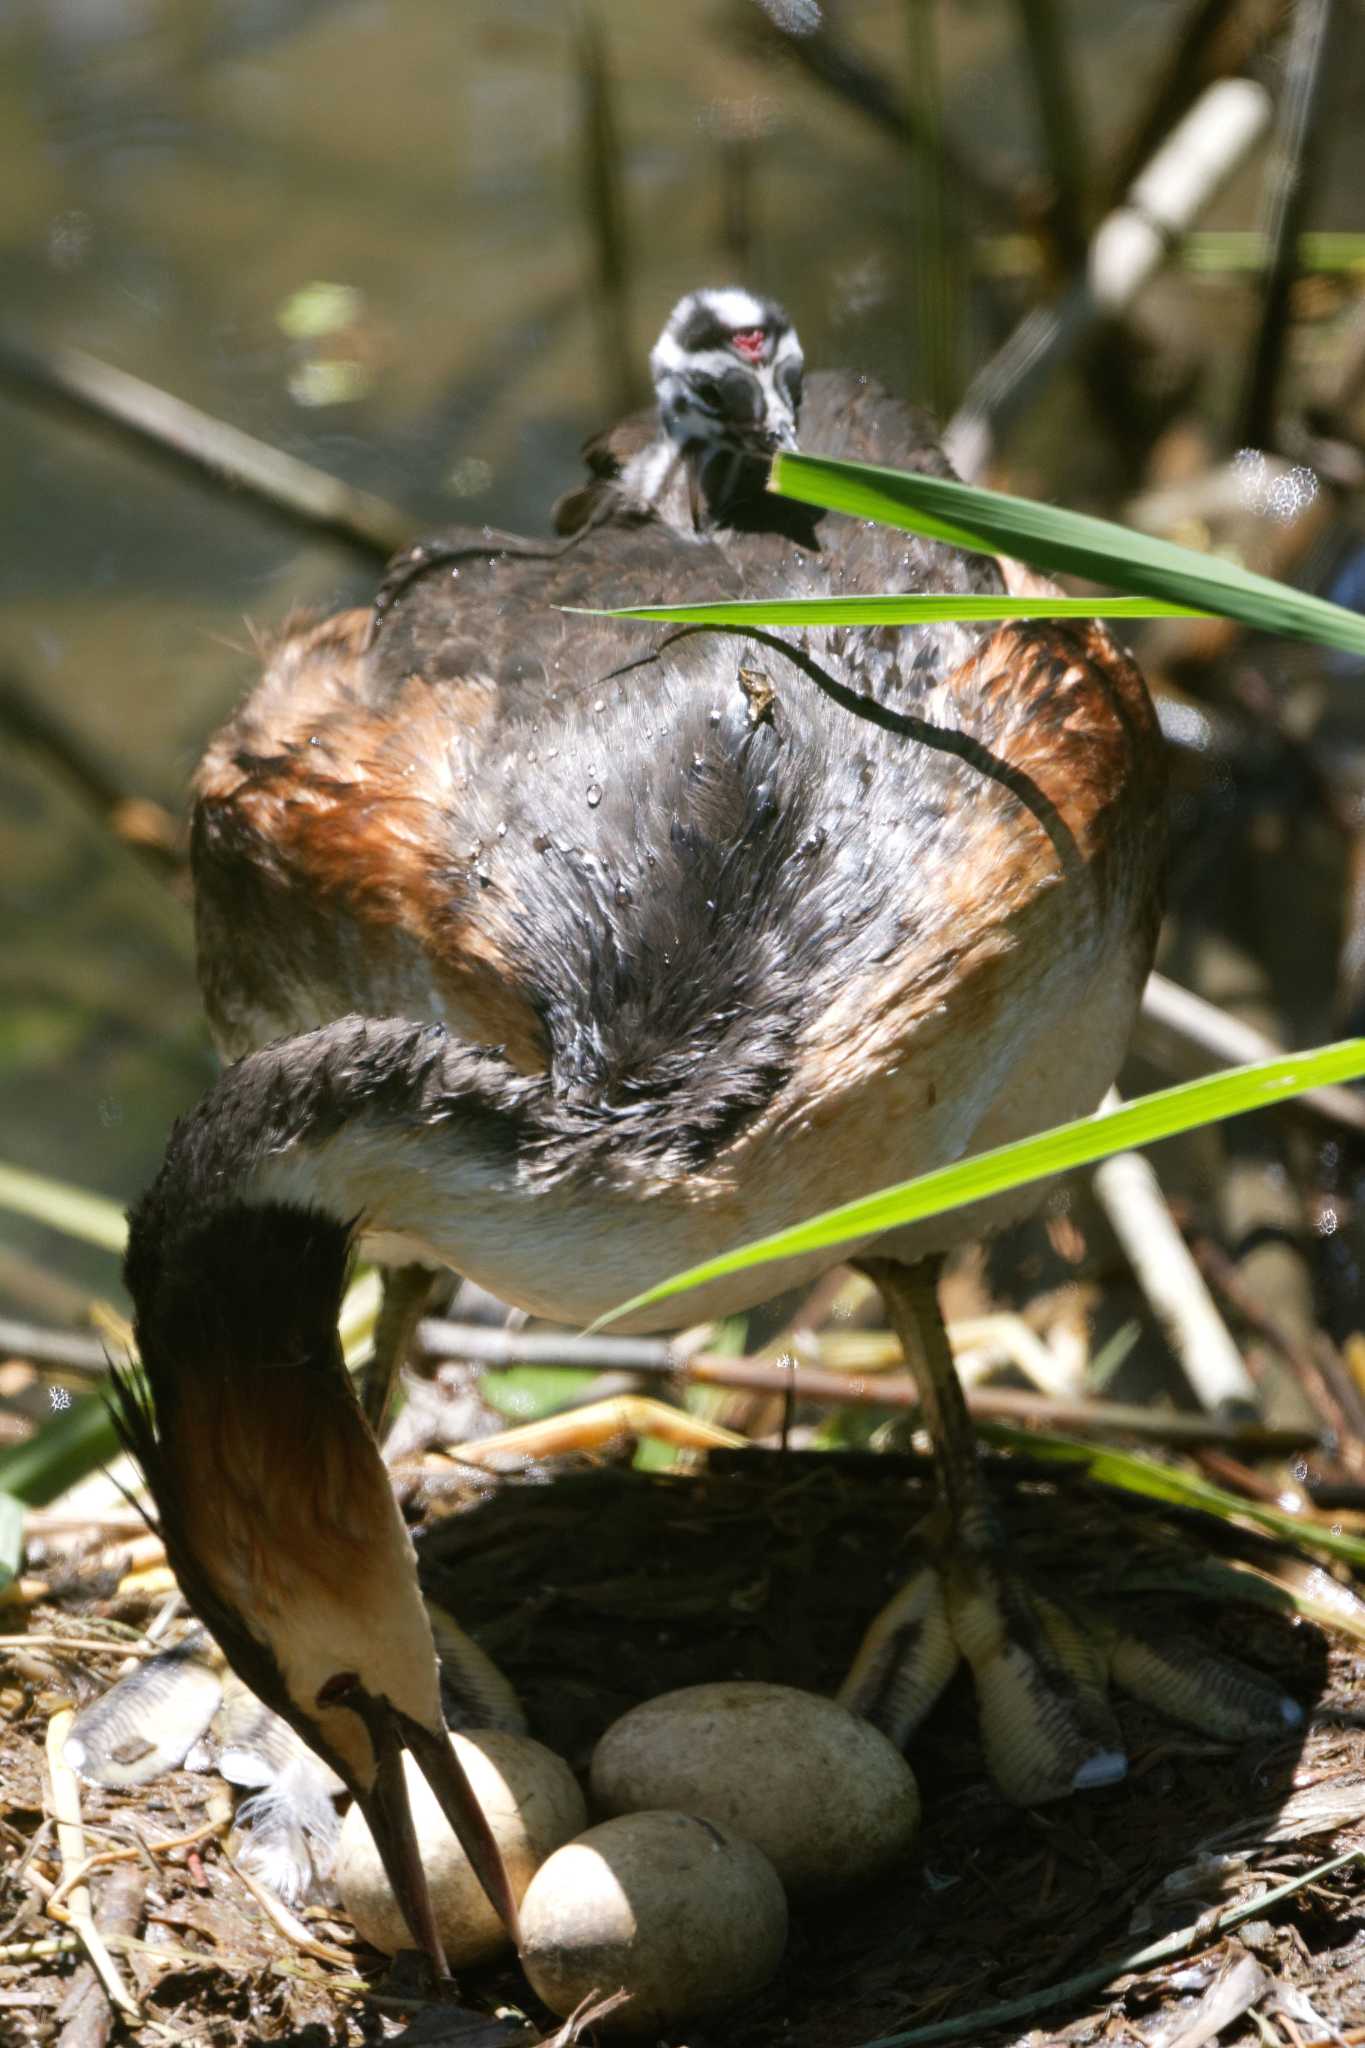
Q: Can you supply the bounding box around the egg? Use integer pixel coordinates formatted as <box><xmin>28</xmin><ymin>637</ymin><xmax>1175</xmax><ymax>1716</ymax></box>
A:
<box><xmin>337</xmin><ymin>1729</ymin><xmax>586</xmax><ymax>1963</ymax></box>
<box><xmin>519</xmin><ymin>1811</ymin><xmax>787</xmax><ymax>2033</ymax></box>
<box><xmin>590</xmin><ymin>1681</ymin><xmax>919</xmax><ymax>1894</ymax></box>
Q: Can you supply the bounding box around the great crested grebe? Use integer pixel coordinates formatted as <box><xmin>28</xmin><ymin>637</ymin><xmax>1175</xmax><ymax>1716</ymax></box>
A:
<box><xmin>119</xmin><ymin>287</ymin><xmax>1297</xmax><ymax>1965</ymax></box>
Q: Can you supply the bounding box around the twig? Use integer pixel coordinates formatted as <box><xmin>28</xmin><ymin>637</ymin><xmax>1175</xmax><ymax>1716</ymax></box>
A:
<box><xmin>0</xmin><ymin>1634</ymin><xmax>164</xmax><ymax>1659</ymax></box>
<box><xmin>0</xmin><ymin>1934</ymin><xmax>80</xmax><ymax>1961</ymax></box>
<box><xmin>55</xmin><ymin>1860</ymin><xmax>146</xmax><ymax>2048</ymax></box>
<box><xmin>1151</xmin><ymin>1951</ymin><xmax>1267</xmax><ymax>2048</ymax></box>
<box><xmin>4</xmin><ymin>1816</ymin><xmax>54</xmax><ymax>1917</ymax></box>
<box><xmin>414</xmin><ymin>1318</ymin><xmax>1315</xmax><ymax>1448</ymax></box>
<box><xmin>226</xmin><ymin>1853</ymin><xmax>354</xmax><ymax>1967</ymax></box>
<box><xmin>418</xmin><ymin>1321</ymin><xmax>708</xmax><ymax>1374</ymax></box>
<box><xmin>43</xmin><ymin>1711</ymin><xmax>139</xmax><ymax>2018</ymax></box>
<box><xmin>946</xmin><ymin>78</ymin><xmax>1272</xmax><ymax>478</ymax></box>
<box><xmin>1191</xmin><ymin>1232</ymin><xmax>1365</xmax><ymax>1458</ymax></box>
<box><xmin>445</xmin><ymin>1394</ymin><xmax>746</xmax><ymax>1469</ymax></box>
<box><xmin>0</xmin><ymin>1317</ymin><xmax>111</xmax><ymax>1378</ymax></box>
<box><xmin>542</xmin><ymin>1989</ymin><xmax>634</xmax><ymax>2043</ymax></box>
<box><xmin>43</xmin><ymin>1817</ymin><xmax>224</xmax><ymax>1921</ymax></box>
<box><xmin>50</xmin><ymin>1923</ymin><xmax>301</xmax><ymax>1981</ymax></box>
<box><xmin>19</xmin><ymin>1509</ymin><xmax>147</xmax><ymax>1538</ymax></box>
<box><xmin>1239</xmin><ymin>0</ymin><xmax>1335</xmax><ymax>447</ymax></box>
<box><xmin>1101</xmin><ymin>0</ymin><xmax>1286</xmax><ymax>209</ymax></box>
<box><xmin>852</xmin><ymin>1847</ymin><xmax>1363</xmax><ymax>2048</ymax></box>
<box><xmin>0</xmin><ymin>672</ymin><xmax>183</xmax><ymax>883</ymax></box>
<box><xmin>1013</xmin><ymin>0</ymin><xmax>1090</xmax><ymax>267</ymax></box>
<box><xmin>736</xmin><ymin>2</ymin><xmax>1014</xmax><ymax>225</ymax></box>
<box><xmin>0</xmin><ymin>332</ymin><xmax>411</xmax><ymax>560</ymax></box>
<box><xmin>906</xmin><ymin>0</ymin><xmax>958</xmax><ymax>417</ymax></box>
<box><xmin>1136</xmin><ymin>974</ymin><xmax>1365</xmax><ymax>1138</ymax></box>
<box><xmin>576</xmin><ymin>7</ymin><xmax>637</xmax><ymax>419</ymax></box>
<box><xmin>1</xmin><ymin>1291</ymin><xmax>412</xmax><ymax>1388</ymax></box>
<box><xmin>1092</xmin><ymin>1092</ymin><xmax>1260</xmax><ymax>1413</ymax></box>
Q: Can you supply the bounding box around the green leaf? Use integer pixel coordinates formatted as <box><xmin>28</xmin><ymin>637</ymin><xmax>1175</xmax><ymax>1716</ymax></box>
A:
<box><xmin>769</xmin><ymin>452</ymin><xmax>1365</xmax><ymax>658</ymax></box>
<box><xmin>0</xmin><ymin>1160</ymin><xmax>127</xmax><ymax>1254</ymax></box>
<box><xmin>0</xmin><ymin>1389</ymin><xmax>130</xmax><ymax>1508</ymax></box>
<box><xmin>570</xmin><ymin>593</ymin><xmax>1208</xmax><ymax>627</ymax></box>
<box><xmin>480</xmin><ymin>1366</ymin><xmax>598</xmax><ymax>1423</ymax></box>
<box><xmin>599</xmin><ymin>1039</ymin><xmax>1365</xmax><ymax>1327</ymax></box>
<box><xmin>633</xmin><ymin>1435</ymin><xmax>686</xmax><ymax>1473</ymax></box>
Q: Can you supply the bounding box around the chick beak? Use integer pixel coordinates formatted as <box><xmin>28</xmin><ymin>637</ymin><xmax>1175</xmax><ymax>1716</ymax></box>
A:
<box><xmin>354</xmin><ymin>1701</ymin><xmax>521</xmax><ymax>1975</ymax></box>
<box><xmin>754</xmin><ymin>414</ymin><xmax>797</xmax><ymax>456</ymax></box>
<box><xmin>686</xmin><ymin>448</ymin><xmax>705</xmax><ymax>530</ymax></box>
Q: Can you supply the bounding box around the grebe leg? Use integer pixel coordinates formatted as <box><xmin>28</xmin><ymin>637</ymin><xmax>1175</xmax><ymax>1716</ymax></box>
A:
<box><xmin>841</xmin><ymin>1257</ymin><xmax>1299</xmax><ymax>1804</ymax></box>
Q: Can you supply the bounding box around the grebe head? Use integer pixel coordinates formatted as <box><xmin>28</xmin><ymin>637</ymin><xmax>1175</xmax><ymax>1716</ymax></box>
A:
<box><xmin>650</xmin><ymin>286</ymin><xmax>804</xmax><ymax>461</ymax></box>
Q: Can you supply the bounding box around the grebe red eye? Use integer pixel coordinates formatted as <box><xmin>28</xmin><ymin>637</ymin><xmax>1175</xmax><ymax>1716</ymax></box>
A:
<box><xmin>316</xmin><ymin>1670</ymin><xmax>360</xmax><ymax>1705</ymax></box>
<box><xmin>731</xmin><ymin>328</ymin><xmax>767</xmax><ymax>363</ymax></box>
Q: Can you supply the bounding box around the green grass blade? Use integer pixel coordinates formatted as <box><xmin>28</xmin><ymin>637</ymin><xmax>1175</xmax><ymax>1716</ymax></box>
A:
<box><xmin>570</xmin><ymin>594</ymin><xmax>1208</xmax><ymax>627</ymax></box>
<box><xmin>0</xmin><ymin>1160</ymin><xmax>127</xmax><ymax>1254</ymax></box>
<box><xmin>1111</xmin><ymin>1558</ymin><xmax>1365</xmax><ymax>1646</ymax></box>
<box><xmin>1229</xmin><ymin>1568</ymin><xmax>1365</xmax><ymax>1644</ymax></box>
<box><xmin>979</xmin><ymin>1422</ymin><xmax>1365</xmax><ymax>1571</ymax></box>
<box><xmin>979</xmin><ymin>230</ymin><xmax>1365</xmax><ymax>279</ymax></box>
<box><xmin>600</xmin><ymin>1040</ymin><xmax>1365</xmax><ymax>1326</ymax></box>
<box><xmin>1122</xmin><ymin>1561</ymin><xmax>1365</xmax><ymax>1643</ymax></box>
<box><xmin>770</xmin><ymin>452</ymin><xmax>1365</xmax><ymax>657</ymax></box>
<box><xmin>1182</xmin><ymin>228</ymin><xmax>1365</xmax><ymax>272</ymax></box>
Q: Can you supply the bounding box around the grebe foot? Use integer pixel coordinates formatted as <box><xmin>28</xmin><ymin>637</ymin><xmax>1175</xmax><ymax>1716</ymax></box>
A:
<box><xmin>837</xmin><ymin>1531</ymin><xmax>1125</xmax><ymax>1805</ymax></box>
<box><xmin>838</xmin><ymin>1536</ymin><xmax>1301</xmax><ymax>1804</ymax></box>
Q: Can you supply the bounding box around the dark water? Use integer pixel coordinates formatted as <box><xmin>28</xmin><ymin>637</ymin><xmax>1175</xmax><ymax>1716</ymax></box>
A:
<box><xmin>0</xmin><ymin>0</ymin><xmax>1317</xmax><ymax>1316</ymax></box>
